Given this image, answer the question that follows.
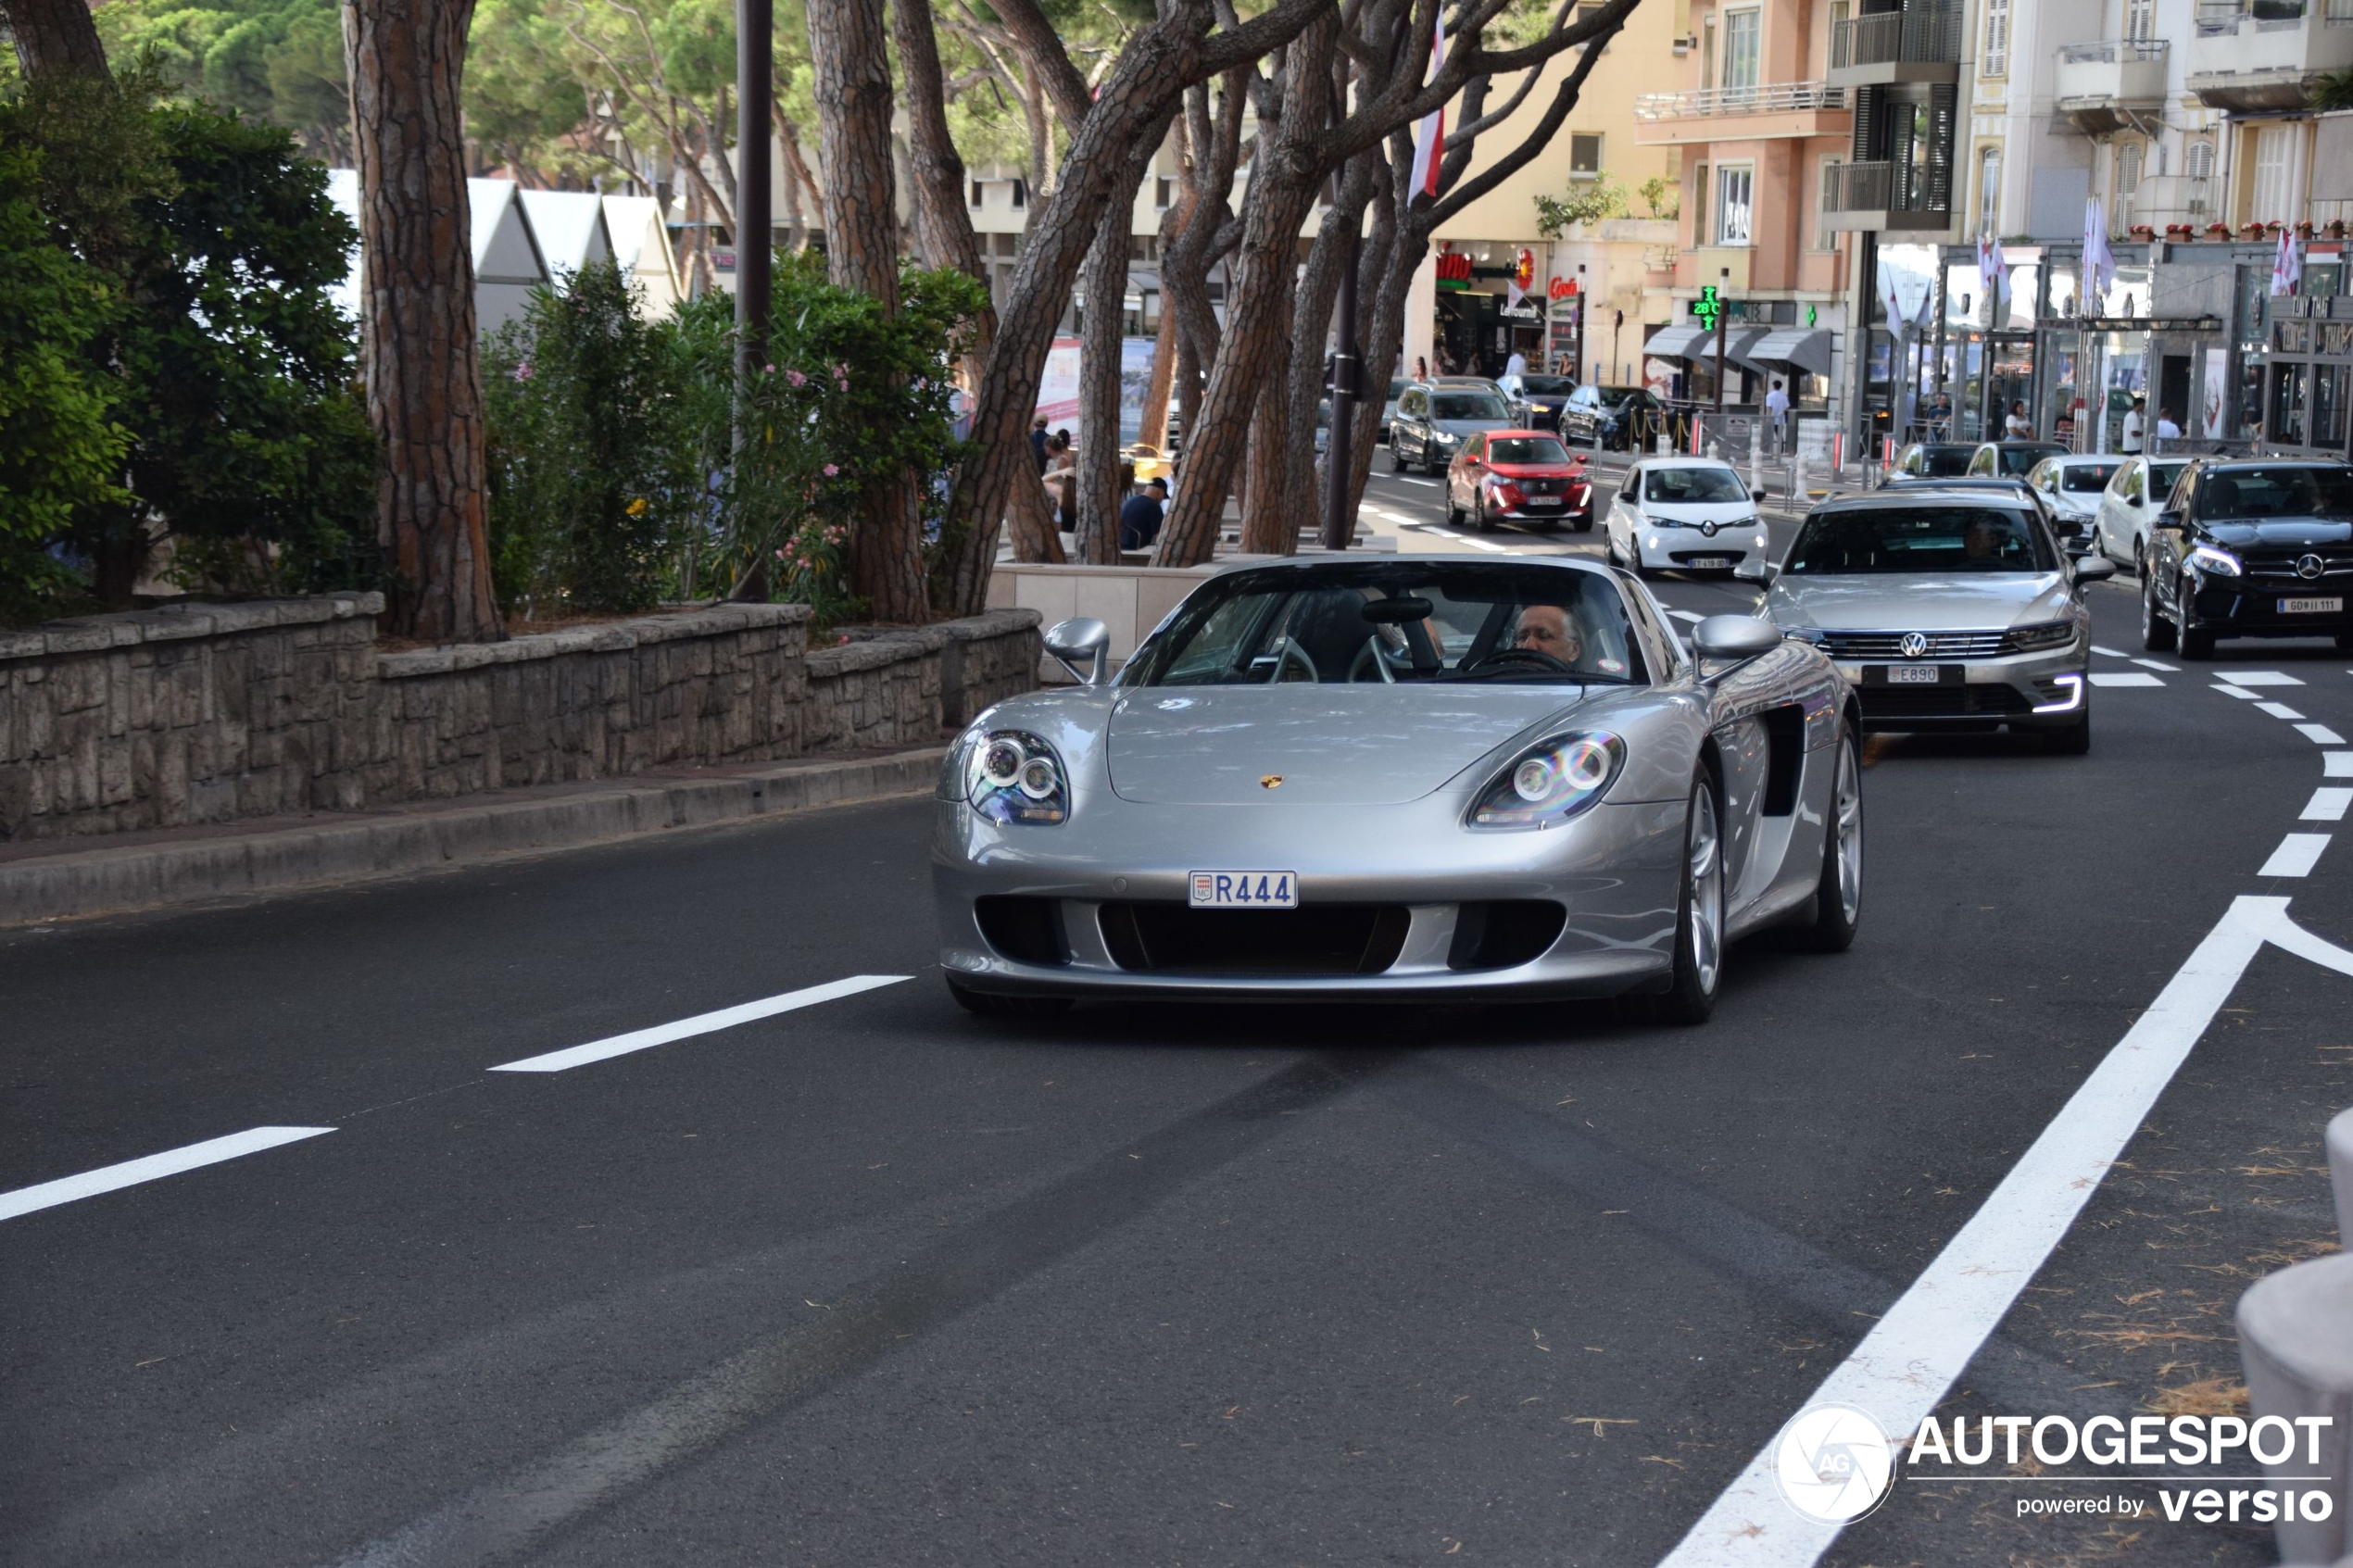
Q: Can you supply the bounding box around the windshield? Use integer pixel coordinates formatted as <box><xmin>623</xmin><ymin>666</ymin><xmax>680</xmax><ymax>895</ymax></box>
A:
<box><xmin>1517</xmin><ymin>376</ymin><xmax>1577</xmax><ymax>395</ymax></box>
<box><xmin>1644</xmin><ymin>467</ymin><xmax>1749</xmax><ymax>504</ymax></box>
<box><xmin>1125</xmin><ymin>562</ymin><xmax>1648</xmax><ymax>686</ymax></box>
<box><xmin>2149</xmin><ymin>460</ymin><xmax>2187</xmax><ymax>497</ymax></box>
<box><xmin>1785</xmin><ymin>506</ymin><xmax>2057</xmax><ymax>574</ymax></box>
<box><xmin>1432</xmin><ymin>394</ymin><xmax>1509</xmax><ymax>421</ymax></box>
<box><xmin>2000</xmin><ymin>445</ymin><xmax>2061</xmax><ymax>476</ymax></box>
<box><xmin>2060</xmin><ymin>462</ymin><xmax>2121</xmax><ymax>494</ymax></box>
<box><xmin>1596</xmin><ymin>386</ymin><xmax>1649</xmax><ymax>408</ymax></box>
<box><xmin>1915</xmin><ymin>446</ymin><xmax>1974</xmax><ymax>476</ymax></box>
<box><xmin>2196</xmin><ymin>466</ymin><xmax>2353</xmax><ymax>519</ymax></box>
<box><xmin>1387</xmin><ymin>379</ymin><xmax>1411</xmax><ymax>400</ymax></box>
<box><xmin>1489</xmin><ymin>436</ymin><xmax>1572</xmax><ymax>465</ymax></box>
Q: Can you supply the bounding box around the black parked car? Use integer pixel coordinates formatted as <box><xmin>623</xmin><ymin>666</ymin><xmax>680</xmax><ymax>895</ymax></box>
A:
<box><xmin>1561</xmin><ymin>383</ymin><xmax>1667</xmax><ymax>451</ymax></box>
<box><xmin>1389</xmin><ymin>384</ymin><xmax>1516</xmax><ymax>475</ymax></box>
<box><xmin>1882</xmin><ymin>442</ymin><xmax>1977</xmax><ymax>484</ymax></box>
<box><xmin>2141</xmin><ymin>458</ymin><xmax>2353</xmax><ymax>658</ymax></box>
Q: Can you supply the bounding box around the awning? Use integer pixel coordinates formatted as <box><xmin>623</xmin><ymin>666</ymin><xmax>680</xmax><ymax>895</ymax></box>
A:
<box><xmin>1741</xmin><ymin>327</ymin><xmax>1835</xmax><ymax>377</ymax></box>
<box><xmin>1718</xmin><ymin>326</ymin><xmax>1773</xmax><ymax>372</ymax></box>
<box><xmin>1642</xmin><ymin>323</ymin><xmax>1712</xmax><ymax>359</ymax></box>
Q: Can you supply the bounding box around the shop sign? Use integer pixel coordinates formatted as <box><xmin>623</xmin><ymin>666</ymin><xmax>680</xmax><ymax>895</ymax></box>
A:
<box><xmin>1436</xmin><ymin>252</ymin><xmax>1472</xmax><ymax>291</ymax></box>
<box><xmin>1514</xmin><ymin>248</ymin><xmax>1537</xmax><ymax>289</ymax></box>
<box><xmin>1548</xmin><ymin>275</ymin><xmax>1579</xmax><ymax>300</ymax></box>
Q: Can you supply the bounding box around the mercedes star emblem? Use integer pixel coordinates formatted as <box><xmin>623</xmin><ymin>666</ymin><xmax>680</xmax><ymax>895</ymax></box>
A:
<box><xmin>1898</xmin><ymin>632</ymin><xmax>1931</xmax><ymax>659</ymax></box>
<box><xmin>2297</xmin><ymin>553</ymin><xmax>2326</xmax><ymax>580</ymax></box>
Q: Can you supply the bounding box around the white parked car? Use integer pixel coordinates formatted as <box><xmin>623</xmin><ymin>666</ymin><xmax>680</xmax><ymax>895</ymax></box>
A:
<box><xmin>1603</xmin><ymin>458</ymin><xmax>1769</xmax><ymax>578</ymax></box>
<box><xmin>2021</xmin><ymin>454</ymin><xmax>2125</xmax><ymax>550</ymax></box>
<box><xmin>2091</xmin><ymin>455</ymin><xmax>2191</xmax><ymax>570</ymax></box>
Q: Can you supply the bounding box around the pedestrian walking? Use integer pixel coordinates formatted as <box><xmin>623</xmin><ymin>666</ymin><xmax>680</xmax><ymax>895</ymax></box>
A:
<box><xmin>2155</xmin><ymin>408</ymin><xmax>2182</xmax><ymax>451</ymax></box>
<box><xmin>1030</xmin><ymin>417</ymin><xmax>1051</xmax><ymax>472</ymax></box>
<box><xmin>1504</xmin><ymin>347</ymin><xmax>1528</xmax><ymax>381</ymax></box>
<box><xmin>1764</xmin><ymin>379</ymin><xmax>1791</xmax><ymax>456</ymax></box>
<box><xmin>1414</xmin><ymin>356</ymin><xmax>1428</xmax><ymax>381</ymax></box>
<box><xmin>1119</xmin><ymin>478</ymin><xmax>1168</xmax><ymax>550</ymax></box>
<box><xmin>2120</xmin><ymin>395</ymin><xmax>2146</xmax><ymax>455</ymax></box>
<box><xmin>2005</xmin><ymin>400</ymin><xmax>2032</xmax><ymax>439</ymax></box>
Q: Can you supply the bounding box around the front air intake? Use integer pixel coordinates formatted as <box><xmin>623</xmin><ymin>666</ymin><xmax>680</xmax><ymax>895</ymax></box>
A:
<box><xmin>1097</xmin><ymin>903</ymin><xmax>1411</xmax><ymax>975</ymax></box>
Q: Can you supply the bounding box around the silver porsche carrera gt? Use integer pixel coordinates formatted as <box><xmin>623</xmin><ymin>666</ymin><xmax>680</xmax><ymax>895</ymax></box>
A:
<box><xmin>932</xmin><ymin>556</ymin><xmax>1864</xmax><ymax>1022</ymax></box>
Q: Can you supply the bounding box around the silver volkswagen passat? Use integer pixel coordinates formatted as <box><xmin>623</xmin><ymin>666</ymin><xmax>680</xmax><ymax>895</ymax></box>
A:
<box><xmin>935</xmin><ymin>557</ymin><xmax>1863</xmax><ymax>1021</ymax></box>
<box><xmin>1743</xmin><ymin>485</ymin><xmax>2116</xmax><ymax>753</ymax></box>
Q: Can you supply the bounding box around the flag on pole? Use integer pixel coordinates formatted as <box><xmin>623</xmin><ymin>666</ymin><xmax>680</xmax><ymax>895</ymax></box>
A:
<box><xmin>1505</xmin><ymin>276</ymin><xmax>1526</xmax><ymax>311</ymax></box>
<box><xmin>2271</xmin><ymin>226</ymin><xmax>2304</xmax><ymax>295</ymax></box>
<box><xmin>2082</xmin><ymin>197</ymin><xmax>2115</xmax><ymax>314</ymax></box>
<box><xmin>1975</xmin><ymin>230</ymin><xmax>2009</xmax><ymax>321</ymax></box>
<box><xmin>1408</xmin><ymin>11</ymin><xmax>1447</xmax><ymax>200</ymax></box>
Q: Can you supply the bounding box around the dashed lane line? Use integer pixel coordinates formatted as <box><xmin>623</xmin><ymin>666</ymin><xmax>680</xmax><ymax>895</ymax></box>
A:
<box><xmin>2259</xmin><ymin>834</ymin><xmax>2332</xmax><ymax>877</ymax></box>
<box><xmin>2304</xmin><ymin>787</ymin><xmax>2353</xmax><ymax>822</ymax></box>
<box><xmin>489</xmin><ymin>975</ymin><xmax>911</xmax><ymax>1074</ymax></box>
<box><xmin>2299</xmin><ymin>722</ymin><xmax>2348</xmax><ymax>746</ymax></box>
<box><xmin>2132</xmin><ymin>657</ymin><xmax>2179</xmax><ymax>671</ymax></box>
<box><xmin>2089</xmin><ymin>672</ymin><xmax>2163</xmax><ymax>688</ymax></box>
<box><xmin>0</xmin><ymin>1126</ymin><xmax>335</xmax><ymax>1224</ymax></box>
<box><xmin>1655</xmin><ymin>896</ymin><xmax>2353</xmax><ymax>1567</ymax></box>
<box><xmin>2258</xmin><ymin>701</ymin><xmax>2309</xmax><ymax>721</ymax></box>
<box><xmin>1391</xmin><ymin>476</ymin><xmax>1440</xmax><ymax>488</ymax></box>
<box><xmin>2090</xmin><ymin>644</ymin><xmax>2126</xmax><ymax>658</ymax></box>
<box><xmin>2216</xmin><ymin>670</ymin><xmax>2305</xmax><ymax>685</ymax></box>
<box><xmin>2215</xmin><ymin>684</ymin><xmax>2260</xmax><ymax>699</ymax></box>
<box><xmin>1667</xmin><ymin>610</ymin><xmax>1705</xmax><ymax>625</ymax></box>
<box><xmin>2327</xmin><ymin>752</ymin><xmax>2353</xmax><ymax>778</ymax></box>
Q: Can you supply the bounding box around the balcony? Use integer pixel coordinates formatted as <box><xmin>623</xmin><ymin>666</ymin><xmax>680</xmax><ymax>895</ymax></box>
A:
<box><xmin>2128</xmin><ymin>173</ymin><xmax>2217</xmax><ymax>231</ymax></box>
<box><xmin>2055</xmin><ymin>40</ymin><xmax>2171</xmax><ymax>133</ymax></box>
<box><xmin>1819</xmin><ymin>158</ymin><xmax>1952</xmax><ymax>232</ymax></box>
<box><xmin>1631</xmin><ymin>82</ymin><xmax>1854</xmax><ymax>144</ymax></box>
<box><xmin>1827</xmin><ymin>2</ymin><xmax>1966</xmax><ymax>86</ymax></box>
<box><xmin>2187</xmin><ymin>0</ymin><xmax>2353</xmax><ymax>110</ymax></box>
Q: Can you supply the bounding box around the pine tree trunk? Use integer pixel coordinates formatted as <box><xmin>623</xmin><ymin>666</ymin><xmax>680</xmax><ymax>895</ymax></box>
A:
<box><xmin>346</xmin><ymin>0</ymin><xmax>504</xmax><ymax>643</ymax></box>
<box><xmin>1239</xmin><ymin>347</ymin><xmax>1295</xmax><ymax>555</ymax></box>
<box><xmin>1075</xmin><ymin>146</ymin><xmax>1155</xmax><ymax>565</ymax></box>
<box><xmin>1</xmin><ymin>0</ymin><xmax>108</xmax><ymax>79</ymax></box>
<box><xmin>811</xmin><ymin>0</ymin><xmax>929</xmax><ymax>621</ymax></box>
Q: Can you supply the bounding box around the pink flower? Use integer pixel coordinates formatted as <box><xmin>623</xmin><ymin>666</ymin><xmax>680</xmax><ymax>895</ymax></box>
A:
<box><xmin>764</xmin><ymin>362</ymin><xmax>777</xmax><ymax>374</ymax></box>
<box><xmin>513</xmin><ymin>362</ymin><xmax>534</xmax><ymax>382</ymax></box>
<box><xmin>823</xmin><ymin>462</ymin><xmax>839</xmax><ymax>477</ymax></box>
<box><xmin>786</xmin><ymin>368</ymin><xmax>808</xmax><ymax>387</ymax></box>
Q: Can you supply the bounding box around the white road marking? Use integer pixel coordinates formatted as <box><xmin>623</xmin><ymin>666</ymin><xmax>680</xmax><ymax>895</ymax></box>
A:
<box><xmin>2131</xmin><ymin>658</ymin><xmax>2178</xmax><ymax>671</ymax></box>
<box><xmin>2088</xmin><ymin>672</ymin><xmax>2163</xmax><ymax>688</ymax></box>
<box><xmin>2259</xmin><ymin>834</ymin><xmax>2331</xmax><ymax>877</ymax></box>
<box><xmin>2258</xmin><ymin>701</ymin><xmax>2308</xmax><ymax>721</ymax></box>
<box><xmin>2303</xmin><ymin>787</ymin><xmax>2353</xmax><ymax>822</ymax></box>
<box><xmin>2215</xmin><ymin>670</ymin><xmax>2303</xmax><ymax>685</ymax></box>
<box><xmin>2298</xmin><ymin>723</ymin><xmax>2348</xmax><ymax>745</ymax></box>
<box><xmin>2090</xmin><ymin>645</ymin><xmax>2127</xmax><ymax>658</ymax></box>
<box><xmin>2327</xmin><ymin>752</ymin><xmax>2353</xmax><ymax>778</ymax></box>
<box><xmin>1655</xmin><ymin>896</ymin><xmax>2319</xmax><ymax>1568</ymax></box>
<box><xmin>1667</xmin><ymin>610</ymin><xmax>1706</xmax><ymax>624</ymax></box>
<box><xmin>490</xmin><ymin>975</ymin><xmax>911</xmax><ymax>1073</ymax></box>
<box><xmin>0</xmin><ymin>1126</ymin><xmax>334</xmax><ymax>1224</ymax></box>
<box><xmin>1392</xmin><ymin>476</ymin><xmax>1440</xmax><ymax>488</ymax></box>
<box><xmin>2214</xmin><ymin>684</ymin><xmax>2260</xmax><ymax>699</ymax></box>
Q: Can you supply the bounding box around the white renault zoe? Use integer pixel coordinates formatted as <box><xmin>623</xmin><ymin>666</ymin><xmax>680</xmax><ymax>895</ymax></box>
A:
<box><xmin>1604</xmin><ymin>458</ymin><xmax>1771</xmax><ymax>579</ymax></box>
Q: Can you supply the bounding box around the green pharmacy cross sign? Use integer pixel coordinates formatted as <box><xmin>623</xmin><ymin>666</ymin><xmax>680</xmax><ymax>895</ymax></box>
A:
<box><xmin>1694</xmin><ymin>286</ymin><xmax>1726</xmax><ymax>331</ymax></box>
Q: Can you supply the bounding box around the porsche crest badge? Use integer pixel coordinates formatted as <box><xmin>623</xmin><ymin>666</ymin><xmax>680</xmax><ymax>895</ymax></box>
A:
<box><xmin>1261</xmin><ymin>774</ymin><xmax>1284</xmax><ymax>789</ymax></box>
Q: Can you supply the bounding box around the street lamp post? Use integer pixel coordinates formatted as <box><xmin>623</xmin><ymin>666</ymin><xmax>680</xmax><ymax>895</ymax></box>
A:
<box><xmin>1574</xmin><ymin>262</ymin><xmax>1587</xmax><ymax>386</ymax></box>
<box><xmin>1713</xmin><ymin>265</ymin><xmax>1729</xmax><ymax>415</ymax></box>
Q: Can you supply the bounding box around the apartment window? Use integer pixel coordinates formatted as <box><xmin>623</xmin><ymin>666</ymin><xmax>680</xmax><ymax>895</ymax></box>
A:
<box><xmin>1981</xmin><ymin>0</ymin><xmax>2008</xmax><ymax>77</ymax></box>
<box><xmin>1011</xmin><ymin>177</ymin><xmax>1028</xmax><ymax>207</ymax></box>
<box><xmin>2252</xmin><ymin>124</ymin><xmax>2292</xmax><ymax>224</ymax></box>
<box><xmin>1692</xmin><ymin>161</ymin><xmax>1709</xmax><ymax>244</ymax></box>
<box><xmin>2116</xmin><ymin>141</ymin><xmax>2144</xmax><ymax>209</ymax></box>
<box><xmin>1722</xmin><ymin>7</ymin><xmax>1760</xmax><ymax>100</ymax></box>
<box><xmin>1155</xmin><ymin>177</ymin><xmax>1173</xmax><ymax>208</ymax></box>
<box><xmin>2127</xmin><ymin>0</ymin><xmax>2154</xmax><ymax>37</ymax></box>
<box><xmin>968</xmin><ymin>179</ymin><xmax>983</xmax><ymax>207</ymax></box>
<box><xmin>1977</xmin><ymin>144</ymin><xmax>2001</xmax><ymax>235</ymax></box>
<box><xmin>1570</xmin><ymin>134</ymin><xmax>1604</xmax><ymax>178</ymax></box>
<box><xmin>1817</xmin><ymin>156</ymin><xmax>1843</xmax><ymax>250</ymax></box>
<box><xmin>1717</xmin><ymin>163</ymin><xmax>1755</xmax><ymax>245</ymax></box>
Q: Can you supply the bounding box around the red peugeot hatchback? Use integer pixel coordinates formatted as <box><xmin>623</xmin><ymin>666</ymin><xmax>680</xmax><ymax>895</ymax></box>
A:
<box><xmin>1445</xmin><ymin>429</ymin><xmax>1593</xmax><ymax>533</ymax></box>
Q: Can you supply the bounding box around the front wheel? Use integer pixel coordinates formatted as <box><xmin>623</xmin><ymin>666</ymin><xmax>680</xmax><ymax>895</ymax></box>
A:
<box><xmin>2140</xmin><ymin>565</ymin><xmax>2176</xmax><ymax>652</ymax></box>
<box><xmin>1390</xmin><ymin>440</ymin><xmax>1407</xmax><ymax>473</ymax></box>
<box><xmin>1806</xmin><ymin>727</ymin><xmax>1863</xmax><ymax>951</ymax></box>
<box><xmin>1474</xmin><ymin>496</ymin><xmax>1496</xmax><ymax>533</ymax></box>
<box><xmin>2044</xmin><ymin>700</ymin><xmax>2092</xmax><ymax>756</ymax></box>
<box><xmin>1637</xmin><ymin>771</ymin><xmax>1727</xmax><ymax>1024</ymax></box>
<box><xmin>2176</xmin><ymin>577</ymin><xmax>2215</xmax><ymax>659</ymax></box>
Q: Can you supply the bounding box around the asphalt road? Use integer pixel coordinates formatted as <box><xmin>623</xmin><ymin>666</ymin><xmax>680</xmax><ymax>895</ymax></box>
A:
<box><xmin>5</xmin><ymin>538</ymin><xmax>2350</xmax><ymax>1567</ymax></box>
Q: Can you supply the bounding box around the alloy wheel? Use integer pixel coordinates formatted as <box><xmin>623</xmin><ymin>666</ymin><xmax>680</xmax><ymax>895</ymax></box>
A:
<box><xmin>1688</xmin><ymin>785</ymin><xmax>1724</xmax><ymax>995</ymax></box>
<box><xmin>1833</xmin><ymin>740</ymin><xmax>1862</xmax><ymax>927</ymax></box>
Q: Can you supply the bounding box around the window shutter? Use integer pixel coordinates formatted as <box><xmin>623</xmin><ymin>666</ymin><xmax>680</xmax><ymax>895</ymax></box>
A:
<box><xmin>1924</xmin><ymin>83</ymin><xmax>1957</xmax><ymax>212</ymax></box>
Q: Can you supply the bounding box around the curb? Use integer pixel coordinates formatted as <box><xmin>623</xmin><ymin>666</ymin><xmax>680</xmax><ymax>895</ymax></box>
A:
<box><xmin>0</xmin><ymin>747</ymin><xmax>945</xmax><ymax>927</ymax></box>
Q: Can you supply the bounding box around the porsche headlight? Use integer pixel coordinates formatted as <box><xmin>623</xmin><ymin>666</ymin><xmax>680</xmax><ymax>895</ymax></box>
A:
<box><xmin>1468</xmin><ymin>732</ymin><xmax>1625</xmax><ymax>830</ymax></box>
<box><xmin>962</xmin><ymin>729</ymin><xmax>1068</xmax><ymax>824</ymax></box>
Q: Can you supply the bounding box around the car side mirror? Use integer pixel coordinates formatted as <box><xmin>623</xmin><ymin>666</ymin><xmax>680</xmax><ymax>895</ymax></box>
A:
<box><xmin>1692</xmin><ymin>614</ymin><xmax>1782</xmax><ymax>662</ymax></box>
<box><xmin>2157</xmin><ymin>509</ymin><xmax>2183</xmax><ymax>530</ymax></box>
<box><xmin>1732</xmin><ymin>558</ymin><xmax>1777</xmax><ymax>584</ymax></box>
<box><xmin>2072</xmin><ymin>554</ymin><xmax>2119</xmax><ymax>584</ymax></box>
<box><xmin>1752</xmin><ymin>488</ymin><xmax>1767</xmax><ymax>503</ymax></box>
<box><xmin>1043</xmin><ymin>617</ymin><xmax>1111</xmax><ymax>685</ymax></box>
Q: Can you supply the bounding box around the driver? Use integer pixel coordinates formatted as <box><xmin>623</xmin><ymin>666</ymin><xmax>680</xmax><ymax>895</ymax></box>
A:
<box><xmin>1512</xmin><ymin>604</ymin><xmax>1585</xmax><ymax>668</ymax></box>
<box><xmin>1961</xmin><ymin>516</ymin><xmax>2007</xmax><ymax>563</ymax></box>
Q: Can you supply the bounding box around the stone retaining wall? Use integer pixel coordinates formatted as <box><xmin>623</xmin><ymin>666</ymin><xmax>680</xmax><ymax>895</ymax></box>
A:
<box><xmin>0</xmin><ymin>595</ymin><xmax>1040</xmax><ymax>844</ymax></box>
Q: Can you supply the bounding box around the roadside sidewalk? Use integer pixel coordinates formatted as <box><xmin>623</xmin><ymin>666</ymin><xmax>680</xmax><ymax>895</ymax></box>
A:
<box><xmin>0</xmin><ymin>746</ymin><xmax>946</xmax><ymax>927</ymax></box>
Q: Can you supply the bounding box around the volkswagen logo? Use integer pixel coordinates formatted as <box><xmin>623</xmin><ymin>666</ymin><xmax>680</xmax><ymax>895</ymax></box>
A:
<box><xmin>1898</xmin><ymin>632</ymin><xmax>1931</xmax><ymax>659</ymax></box>
<box><xmin>2297</xmin><ymin>553</ymin><xmax>2326</xmax><ymax>580</ymax></box>
<box><xmin>1698</xmin><ymin>520</ymin><xmax>1719</xmax><ymax>537</ymax></box>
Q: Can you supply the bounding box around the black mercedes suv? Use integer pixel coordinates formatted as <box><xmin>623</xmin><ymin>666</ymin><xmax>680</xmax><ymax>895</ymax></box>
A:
<box><xmin>2141</xmin><ymin>458</ymin><xmax>2353</xmax><ymax>658</ymax></box>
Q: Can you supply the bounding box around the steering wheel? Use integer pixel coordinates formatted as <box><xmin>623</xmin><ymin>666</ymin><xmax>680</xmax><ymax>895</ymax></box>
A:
<box><xmin>1348</xmin><ymin>635</ymin><xmax>1400</xmax><ymax>684</ymax></box>
<box><xmin>1273</xmin><ymin>636</ymin><xmax>1320</xmax><ymax>684</ymax></box>
<box><xmin>1465</xmin><ymin>646</ymin><xmax>1575</xmax><ymax>676</ymax></box>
